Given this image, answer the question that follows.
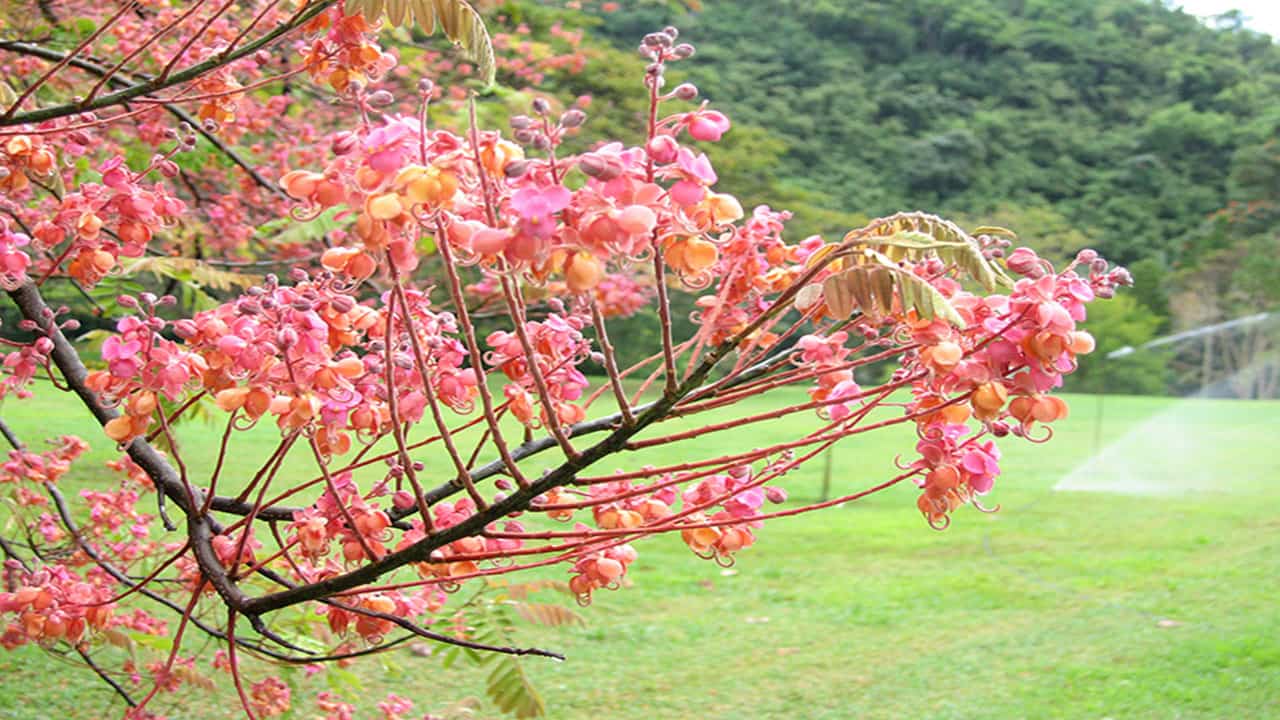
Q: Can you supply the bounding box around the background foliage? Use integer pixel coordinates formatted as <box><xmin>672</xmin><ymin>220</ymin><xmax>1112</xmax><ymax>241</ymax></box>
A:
<box><xmin>526</xmin><ymin>0</ymin><xmax>1279</xmax><ymax>392</ymax></box>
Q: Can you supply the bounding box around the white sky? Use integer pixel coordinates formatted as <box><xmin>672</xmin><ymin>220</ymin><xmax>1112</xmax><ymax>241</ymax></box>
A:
<box><xmin>1174</xmin><ymin>0</ymin><xmax>1280</xmax><ymax>38</ymax></box>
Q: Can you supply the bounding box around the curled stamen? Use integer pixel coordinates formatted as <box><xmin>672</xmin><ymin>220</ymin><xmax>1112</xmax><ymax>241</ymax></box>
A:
<box><xmin>289</xmin><ymin>204</ymin><xmax>325</xmax><ymax>222</ymax></box>
<box><xmin>973</xmin><ymin>499</ymin><xmax>1001</xmax><ymax>514</ymax></box>
<box><xmin>1023</xmin><ymin>425</ymin><xmax>1054</xmax><ymax>444</ymax></box>
<box><xmin>680</xmin><ymin>271</ymin><xmax>714</xmax><ymax>291</ymax></box>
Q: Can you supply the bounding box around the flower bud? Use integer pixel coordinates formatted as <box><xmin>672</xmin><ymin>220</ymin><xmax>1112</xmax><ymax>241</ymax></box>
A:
<box><xmin>1005</xmin><ymin>247</ymin><xmax>1041</xmax><ymax>276</ymax></box>
<box><xmin>417</xmin><ymin>78</ymin><xmax>435</xmax><ymax>95</ymax></box>
<box><xmin>367</xmin><ymin>90</ymin><xmax>395</xmax><ymax>107</ymax></box>
<box><xmin>673</xmin><ymin>43</ymin><xmax>696</xmax><ymax>59</ymax></box>
<box><xmin>663</xmin><ymin>26</ymin><xmax>680</xmax><ymax>39</ymax></box>
<box><xmin>503</xmin><ymin>160</ymin><xmax>530</xmax><ymax>179</ymax></box>
<box><xmin>173</xmin><ymin>319</ymin><xmax>198</xmax><ymax>339</ymax></box>
<box><xmin>329</xmin><ymin>295</ymin><xmax>355</xmax><ymax>313</ymax></box>
<box><xmin>578</xmin><ymin>154</ymin><xmax>622</xmax><ymax>181</ymax></box>
<box><xmin>673</xmin><ymin>83</ymin><xmax>698</xmax><ymax>101</ymax></box>
<box><xmin>531</xmin><ymin>97</ymin><xmax>551</xmax><ymax>115</ymax></box>
<box><xmin>510</xmin><ymin>115</ymin><xmax>534</xmax><ymax>130</ymax></box>
<box><xmin>1076</xmin><ymin>248</ymin><xmax>1098</xmax><ymax>264</ymax></box>
<box><xmin>332</xmin><ymin>132</ymin><xmax>359</xmax><ymax>155</ymax></box>
<box><xmin>560</xmin><ymin>109</ymin><xmax>587</xmax><ymax>128</ymax></box>
<box><xmin>646</xmin><ymin>135</ymin><xmax>679</xmax><ymax>164</ymax></box>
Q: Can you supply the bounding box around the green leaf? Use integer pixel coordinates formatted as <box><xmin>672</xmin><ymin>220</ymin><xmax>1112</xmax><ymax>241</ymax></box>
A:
<box><xmin>440</xmin><ymin>645</ymin><xmax>461</xmax><ymax>670</ymax></box>
<box><xmin>829</xmin><ymin>262</ymin><xmax>967</xmax><ymax>328</ymax></box>
<box><xmin>346</xmin><ymin>0</ymin><xmax>496</xmax><ymax>85</ymax></box>
<box><xmin>511</xmin><ymin>602</ymin><xmax>585</xmax><ymax>628</ymax></box>
<box><xmin>119</xmin><ymin>256</ymin><xmax>263</xmax><ymax>292</ymax></box>
<box><xmin>325</xmin><ymin>666</ymin><xmax>364</xmax><ymax>692</ymax></box>
<box><xmin>131</xmin><ymin>631</ymin><xmax>174</xmax><ymax>652</ymax></box>
<box><xmin>844</xmin><ymin>212</ymin><xmax>1013</xmax><ymax>291</ymax></box>
<box><xmin>0</xmin><ymin>80</ymin><xmax>17</xmax><ymax>108</ymax></box>
<box><xmin>256</xmin><ymin>207</ymin><xmax>342</xmax><ymax>246</ymax></box>
<box><xmin>485</xmin><ymin>656</ymin><xmax>546</xmax><ymax>719</ymax></box>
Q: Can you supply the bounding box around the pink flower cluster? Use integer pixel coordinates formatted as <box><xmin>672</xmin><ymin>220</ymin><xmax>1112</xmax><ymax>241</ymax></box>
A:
<box><xmin>893</xmin><ymin>247</ymin><xmax>1131</xmax><ymax>526</ymax></box>
<box><xmin>487</xmin><ymin>314</ymin><xmax>591</xmax><ymax>427</ymax></box>
<box><xmin>0</xmin><ymin>435</ymin><xmax>88</xmax><ymax>508</ymax></box>
<box><xmin>0</xmin><ymin>563</ymin><xmax>116</xmax><ymax>648</ymax></box>
<box><xmin>28</xmin><ymin>157</ymin><xmax>186</xmax><ymax>287</ymax></box>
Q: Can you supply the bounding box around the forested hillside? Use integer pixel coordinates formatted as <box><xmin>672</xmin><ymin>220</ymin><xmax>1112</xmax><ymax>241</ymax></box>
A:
<box><xmin>493</xmin><ymin>0</ymin><xmax>1269</xmax><ymax>394</ymax></box>
<box><xmin>573</xmin><ymin>1</ymin><xmax>1279</xmax><ymax>325</ymax></box>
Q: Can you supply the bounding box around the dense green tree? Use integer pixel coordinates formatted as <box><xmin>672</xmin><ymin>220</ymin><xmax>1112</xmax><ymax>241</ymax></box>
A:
<box><xmin>580</xmin><ymin>0</ymin><xmax>1279</xmax><ymax>274</ymax></box>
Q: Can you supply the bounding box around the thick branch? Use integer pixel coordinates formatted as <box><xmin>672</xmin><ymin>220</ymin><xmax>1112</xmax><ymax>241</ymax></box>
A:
<box><xmin>242</xmin><ymin>332</ymin><xmax>748</xmax><ymax>615</ymax></box>
<box><xmin>5</xmin><ymin>282</ymin><xmax>250</xmax><ymax>611</ymax></box>
<box><xmin>0</xmin><ymin>0</ymin><xmax>335</xmax><ymax>127</ymax></box>
<box><xmin>0</xmin><ymin>40</ymin><xmax>286</xmax><ymax>198</ymax></box>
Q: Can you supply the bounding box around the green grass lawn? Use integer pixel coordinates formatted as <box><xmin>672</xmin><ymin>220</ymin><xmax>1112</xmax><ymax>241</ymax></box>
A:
<box><xmin>1</xmin><ymin>389</ymin><xmax>1277</xmax><ymax>719</ymax></box>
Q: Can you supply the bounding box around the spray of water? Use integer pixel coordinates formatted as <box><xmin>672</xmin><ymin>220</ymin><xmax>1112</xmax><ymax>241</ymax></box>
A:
<box><xmin>1055</xmin><ymin>368</ymin><xmax>1277</xmax><ymax>495</ymax></box>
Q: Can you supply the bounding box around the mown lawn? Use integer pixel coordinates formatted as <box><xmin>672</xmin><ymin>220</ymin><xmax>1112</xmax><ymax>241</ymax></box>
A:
<box><xmin>1</xmin><ymin>389</ymin><xmax>1277</xmax><ymax>719</ymax></box>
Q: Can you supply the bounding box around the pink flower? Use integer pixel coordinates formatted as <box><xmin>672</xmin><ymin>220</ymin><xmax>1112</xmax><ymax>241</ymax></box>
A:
<box><xmin>961</xmin><ymin>442</ymin><xmax>1001</xmax><ymax>494</ymax></box>
<box><xmin>363</xmin><ymin>122</ymin><xmax>413</xmax><ymax>174</ymax></box>
<box><xmin>677</xmin><ymin>148</ymin><xmax>717</xmax><ymax>185</ymax></box>
<box><xmin>1036</xmin><ymin>301</ymin><xmax>1074</xmax><ymax>335</ymax></box>
<box><xmin>827</xmin><ymin>379</ymin><xmax>863</xmax><ymax>422</ymax></box>
<box><xmin>797</xmin><ymin>332</ymin><xmax>848</xmax><ymax>365</ymax></box>
<box><xmin>671</xmin><ymin>149</ymin><xmax>718</xmax><ymax>206</ymax></box>
<box><xmin>686</xmin><ymin>110</ymin><xmax>731</xmax><ymax>142</ymax></box>
<box><xmin>102</xmin><ymin>335</ymin><xmax>142</xmax><ymax>376</ymax></box>
<box><xmin>98</xmin><ymin>157</ymin><xmax>131</xmax><ymax>190</ymax></box>
<box><xmin>510</xmin><ymin>185</ymin><xmax>571</xmax><ymax>239</ymax></box>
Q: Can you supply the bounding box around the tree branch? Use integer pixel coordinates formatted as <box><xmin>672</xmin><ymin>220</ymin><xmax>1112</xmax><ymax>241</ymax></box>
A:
<box><xmin>0</xmin><ymin>40</ymin><xmax>287</xmax><ymax>199</ymax></box>
<box><xmin>0</xmin><ymin>0</ymin><xmax>335</xmax><ymax>127</ymax></box>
